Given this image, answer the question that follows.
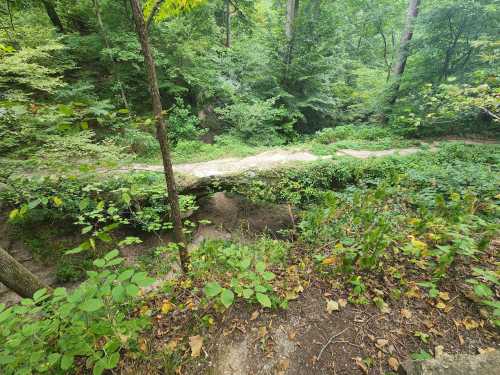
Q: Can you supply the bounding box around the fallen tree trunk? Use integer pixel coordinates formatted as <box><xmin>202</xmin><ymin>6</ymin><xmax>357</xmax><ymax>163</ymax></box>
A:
<box><xmin>0</xmin><ymin>246</ymin><xmax>49</xmax><ymax>298</ymax></box>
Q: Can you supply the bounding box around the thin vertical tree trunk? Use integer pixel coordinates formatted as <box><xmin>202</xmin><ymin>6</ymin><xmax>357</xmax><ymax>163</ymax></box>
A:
<box><xmin>225</xmin><ymin>0</ymin><xmax>231</xmax><ymax>48</ymax></box>
<box><xmin>284</xmin><ymin>0</ymin><xmax>299</xmax><ymax>81</ymax></box>
<box><xmin>0</xmin><ymin>246</ymin><xmax>48</xmax><ymax>298</ymax></box>
<box><xmin>129</xmin><ymin>0</ymin><xmax>188</xmax><ymax>272</ymax></box>
<box><xmin>41</xmin><ymin>0</ymin><xmax>64</xmax><ymax>33</ymax></box>
<box><xmin>387</xmin><ymin>0</ymin><xmax>421</xmax><ymax>104</ymax></box>
<box><xmin>93</xmin><ymin>0</ymin><xmax>129</xmax><ymax>110</ymax></box>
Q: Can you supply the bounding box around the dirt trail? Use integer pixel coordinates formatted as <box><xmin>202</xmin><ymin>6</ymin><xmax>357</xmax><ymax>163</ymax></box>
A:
<box><xmin>122</xmin><ymin>146</ymin><xmax>432</xmax><ymax>178</ymax></box>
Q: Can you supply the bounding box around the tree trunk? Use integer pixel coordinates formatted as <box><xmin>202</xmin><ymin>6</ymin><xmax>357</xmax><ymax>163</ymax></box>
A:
<box><xmin>225</xmin><ymin>0</ymin><xmax>231</xmax><ymax>48</ymax></box>
<box><xmin>0</xmin><ymin>246</ymin><xmax>48</xmax><ymax>298</ymax></box>
<box><xmin>284</xmin><ymin>0</ymin><xmax>299</xmax><ymax>80</ymax></box>
<box><xmin>93</xmin><ymin>0</ymin><xmax>129</xmax><ymax>110</ymax></box>
<box><xmin>387</xmin><ymin>0</ymin><xmax>421</xmax><ymax>104</ymax></box>
<box><xmin>41</xmin><ymin>0</ymin><xmax>64</xmax><ymax>33</ymax></box>
<box><xmin>129</xmin><ymin>0</ymin><xmax>188</xmax><ymax>272</ymax></box>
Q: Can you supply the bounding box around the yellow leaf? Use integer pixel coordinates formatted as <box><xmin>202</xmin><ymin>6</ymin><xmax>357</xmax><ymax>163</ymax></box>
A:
<box><xmin>436</xmin><ymin>301</ymin><xmax>446</xmax><ymax>310</ymax></box>
<box><xmin>161</xmin><ymin>300</ymin><xmax>175</xmax><ymax>314</ymax></box>
<box><xmin>322</xmin><ymin>256</ymin><xmax>337</xmax><ymax>265</ymax></box>
<box><xmin>9</xmin><ymin>209</ymin><xmax>19</xmax><ymax>220</ymax></box>
<box><xmin>189</xmin><ymin>335</ymin><xmax>203</xmax><ymax>357</ymax></box>
<box><xmin>462</xmin><ymin>317</ymin><xmax>479</xmax><ymax>330</ymax></box>
<box><xmin>52</xmin><ymin>196</ymin><xmax>63</xmax><ymax>207</ymax></box>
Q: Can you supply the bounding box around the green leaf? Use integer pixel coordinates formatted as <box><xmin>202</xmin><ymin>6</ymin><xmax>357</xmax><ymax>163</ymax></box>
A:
<box><xmin>261</xmin><ymin>271</ymin><xmax>275</xmax><ymax>281</ymax></box>
<box><xmin>474</xmin><ymin>284</ymin><xmax>493</xmax><ymax>298</ymax></box>
<box><xmin>82</xmin><ymin>225</ymin><xmax>93</xmax><ymax>234</ymax></box>
<box><xmin>256</xmin><ymin>292</ymin><xmax>272</xmax><ymax>308</ymax></box>
<box><xmin>204</xmin><ymin>282</ymin><xmax>223</xmax><ymax>298</ymax></box>
<box><xmin>131</xmin><ymin>272</ymin><xmax>155</xmax><ymax>287</ymax></box>
<box><xmin>117</xmin><ymin>269</ymin><xmax>135</xmax><ymax>281</ymax></box>
<box><xmin>220</xmin><ymin>288</ymin><xmax>234</xmax><ymax>308</ymax></box>
<box><xmin>242</xmin><ymin>288</ymin><xmax>254</xmax><ymax>299</ymax></box>
<box><xmin>126</xmin><ymin>284</ymin><xmax>140</xmax><ymax>297</ymax></box>
<box><xmin>104</xmin><ymin>352</ymin><xmax>120</xmax><ymax>369</ymax></box>
<box><xmin>28</xmin><ymin>198</ymin><xmax>42</xmax><ymax>209</ymax></box>
<box><xmin>255</xmin><ymin>261</ymin><xmax>266</xmax><ymax>273</ymax></box>
<box><xmin>97</xmin><ymin>232</ymin><xmax>112</xmax><ymax>243</ymax></box>
<box><xmin>239</xmin><ymin>258</ymin><xmax>251</xmax><ymax>270</ymax></box>
<box><xmin>93</xmin><ymin>259</ymin><xmax>106</xmax><ymax>268</ymax></box>
<box><xmin>104</xmin><ymin>249</ymin><xmax>120</xmax><ymax>261</ymax></box>
<box><xmin>60</xmin><ymin>354</ymin><xmax>74</xmax><ymax>370</ymax></box>
<box><xmin>411</xmin><ymin>349</ymin><xmax>432</xmax><ymax>361</ymax></box>
<box><xmin>33</xmin><ymin>288</ymin><xmax>47</xmax><ymax>301</ymax></box>
<box><xmin>47</xmin><ymin>353</ymin><xmax>61</xmax><ymax>365</ymax></box>
<box><xmin>80</xmin><ymin>298</ymin><xmax>104</xmax><ymax>312</ymax></box>
<box><xmin>112</xmin><ymin>285</ymin><xmax>125</xmax><ymax>302</ymax></box>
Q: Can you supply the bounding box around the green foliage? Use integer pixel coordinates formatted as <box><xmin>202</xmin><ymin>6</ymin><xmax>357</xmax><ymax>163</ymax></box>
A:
<box><xmin>192</xmin><ymin>239</ymin><xmax>288</xmax><ymax>309</ymax></box>
<box><xmin>0</xmin><ymin>251</ymin><xmax>153</xmax><ymax>375</ymax></box>
<box><xmin>215</xmin><ymin>98</ymin><xmax>290</xmax><ymax>146</ymax></box>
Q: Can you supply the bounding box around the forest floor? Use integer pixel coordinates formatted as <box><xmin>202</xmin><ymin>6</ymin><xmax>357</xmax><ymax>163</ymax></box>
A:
<box><xmin>1</xmin><ymin>138</ymin><xmax>499</xmax><ymax>374</ymax></box>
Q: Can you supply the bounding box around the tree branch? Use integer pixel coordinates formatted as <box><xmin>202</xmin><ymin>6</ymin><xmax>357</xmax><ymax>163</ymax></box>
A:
<box><xmin>146</xmin><ymin>0</ymin><xmax>165</xmax><ymax>29</ymax></box>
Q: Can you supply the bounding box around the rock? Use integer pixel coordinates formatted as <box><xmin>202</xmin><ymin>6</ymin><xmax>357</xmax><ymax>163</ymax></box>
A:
<box><xmin>399</xmin><ymin>351</ymin><xmax>500</xmax><ymax>375</ymax></box>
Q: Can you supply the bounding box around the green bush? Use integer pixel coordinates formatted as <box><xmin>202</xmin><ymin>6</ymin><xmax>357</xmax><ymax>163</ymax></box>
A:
<box><xmin>0</xmin><ymin>250</ymin><xmax>153</xmax><ymax>375</ymax></box>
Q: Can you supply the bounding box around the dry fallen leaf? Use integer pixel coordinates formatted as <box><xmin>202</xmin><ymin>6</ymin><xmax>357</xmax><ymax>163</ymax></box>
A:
<box><xmin>400</xmin><ymin>308</ymin><xmax>412</xmax><ymax>319</ymax></box>
<box><xmin>458</xmin><ymin>335</ymin><xmax>465</xmax><ymax>346</ymax></box>
<box><xmin>338</xmin><ymin>298</ymin><xmax>348</xmax><ymax>308</ymax></box>
<box><xmin>388</xmin><ymin>357</ymin><xmax>399</xmax><ymax>371</ymax></box>
<box><xmin>462</xmin><ymin>317</ymin><xmax>479</xmax><ymax>330</ymax></box>
<box><xmin>326</xmin><ymin>299</ymin><xmax>339</xmax><ymax>314</ymax></box>
<box><xmin>478</xmin><ymin>347</ymin><xmax>496</xmax><ymax>354</ymax></box>
<box><xmin>322</xmin><ymin>256</ymin><xmax>337</xmax><ymax>265</ymax></box>
<box><xmin>250</xmin><ymin>310</ymin><xmax>260</xmax><ymax>321</ymax></box>
<box><xmin>439</xmin><ymin>291</ymin><xmax>450</xmax><ymax>300</ymax></box>
<box><xmin>258</xmin><ymin>326</ymin><xmax>268</xmax><ymax>338</ymax></box>
<box><xmin>165</xmin><ymin>338</ymin><xmax>180</xmax><ymax>352</ymax></box>
<box><xmin>434</xmin><ymin>345</ymin><xmax>444</xmax><ymax>357</ymax></box>
<box><xmin>436</xmin><ymin>301</ymin><xmax>446</xmax><ymax>310</ymax></box>
<box><xmin>353</xmin><ymin>357</ymin><xmax>368</xmax><ymax>375</ymax></box>
<box><xmin>375</xmin><ymin>339</ymin><xmax>389</xmax><ymax>349</ymax></box>
<box><xmin>189</xmin><ymin>335</ymin><xmax>203</xmax><ymax>357</ymax></box>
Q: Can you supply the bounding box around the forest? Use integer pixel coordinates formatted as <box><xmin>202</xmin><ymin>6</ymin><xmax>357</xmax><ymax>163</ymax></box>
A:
<box><xmin>0</xmin><ymin>0</ymin><xmax>499</xmax><ymax>374</ymax></box>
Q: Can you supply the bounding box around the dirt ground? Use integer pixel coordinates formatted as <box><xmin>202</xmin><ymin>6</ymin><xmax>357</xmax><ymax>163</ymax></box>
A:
<box><xmin>184</xmin><ymin>281</ymin><xmax>498</xmax><ymax>375</ymax></box>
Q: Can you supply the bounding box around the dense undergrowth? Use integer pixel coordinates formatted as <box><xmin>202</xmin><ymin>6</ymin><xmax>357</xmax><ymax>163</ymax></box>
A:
<box><xmin>1</xmin><ymin>143</ymin><xmax>498</xmax><ymax>374</ymax></box>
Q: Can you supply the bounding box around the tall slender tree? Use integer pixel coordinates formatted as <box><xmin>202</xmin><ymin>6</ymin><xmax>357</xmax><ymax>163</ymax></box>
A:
<box><xmin>0</xmin><ymin>246</ymin><xmax>48</xmax><ymax>298</ymax></box>
<box><xmin>225</xmin><ymin>0</ymin><xmax>232</xmax><ymax>48</ymax></box>
<box><xmin>284</xmin><ymin>0</ymin><xmax>300</xmax><ymax>80</ymax></box>
<box><xmin>129</xmin><ymin>0</ymin><xmax>188</xmax><ymax>272</ymax></box>
<box><xmin>387</xmin><ymin>0</ymin><xmax>421</xmax><ymax>104</ymax></box>
<box><xmin>41</xmin><ymin>0</ymin><xmax>64</xmax><ymax>33</ymax></box>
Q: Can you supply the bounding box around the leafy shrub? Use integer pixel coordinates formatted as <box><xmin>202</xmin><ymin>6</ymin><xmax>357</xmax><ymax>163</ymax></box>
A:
<box><xmin>0</xmin><ymin>250</ymin><xmax>153</xmax><ymax>375</ymax></box>
<box><xmin>215</xmin><ymin>98</ymin><xmax>290</xmax><ymax>146</ymax></box>
<box><xmin>191</xmin><ymin>239</ymin><xmax>288</xmax><ymax>309</ymax></box>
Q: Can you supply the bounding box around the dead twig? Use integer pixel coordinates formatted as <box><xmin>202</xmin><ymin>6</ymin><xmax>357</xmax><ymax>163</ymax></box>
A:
<box><xmin>317</xmin><ymin>327</ymin><xmax>349</xmax><ymax>362</ymax></box>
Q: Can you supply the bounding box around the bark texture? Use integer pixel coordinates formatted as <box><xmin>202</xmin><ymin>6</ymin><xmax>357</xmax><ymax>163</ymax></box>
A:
<box><xmin>129</xmin><ymin>0</ymin><xmax>188</xmax><ymax>272</ymax></box>
<box><xmin>41</xmin><ymin>0</ymin><xmax>64</xmax><ymax>33</ymax></box>
<box><xmin>388</xmin><ymin>0</ymin><xmax>421</xmax><ymax>104</ymax></box>
<box><xmin>0</xmin><ymin>246</ymin><xmax>48</xmax><ymax>298</ymax></box>
<box><xmin>225</xmin><ymin>0</ymin><xmax>231</xmax><ymax>48</ymax></box>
